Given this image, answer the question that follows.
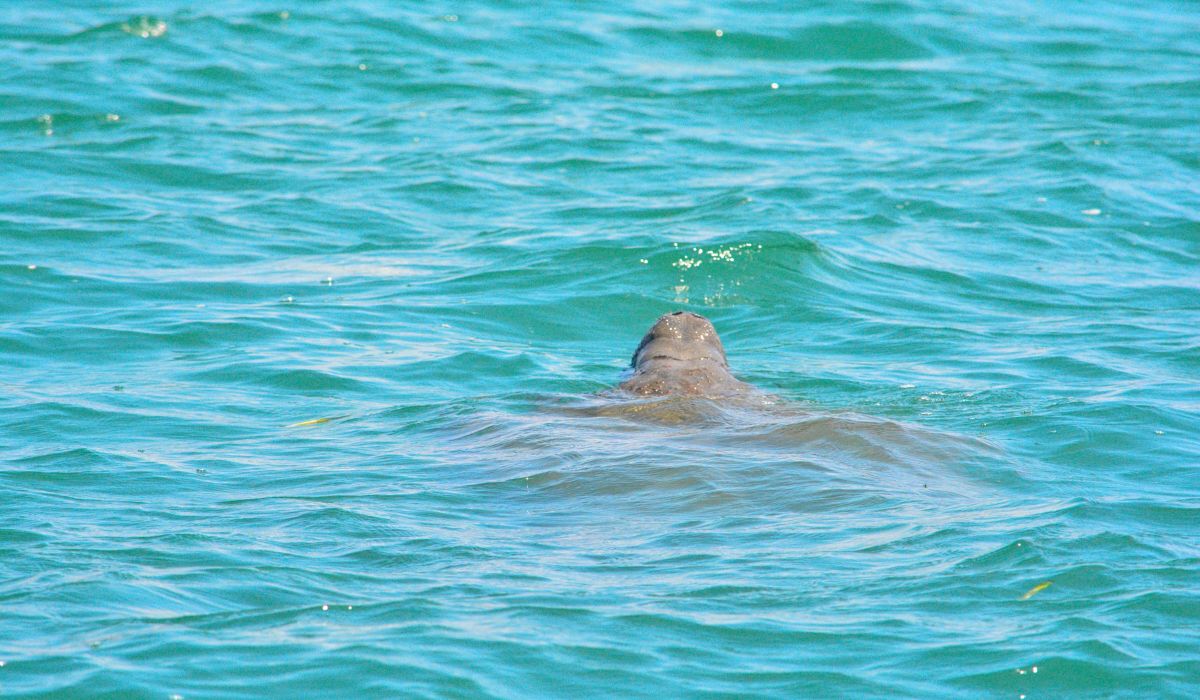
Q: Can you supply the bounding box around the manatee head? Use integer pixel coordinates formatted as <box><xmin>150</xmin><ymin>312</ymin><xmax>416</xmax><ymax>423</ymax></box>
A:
<box><xmin>630</xmin><ymin>311</ymin><xmax>729</xmax><ymax>369</ymax></box>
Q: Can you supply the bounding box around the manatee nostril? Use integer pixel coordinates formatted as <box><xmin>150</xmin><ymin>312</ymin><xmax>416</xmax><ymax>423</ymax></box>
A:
<box><xmin>671</xmin><ymin>311</ymin><xmax>684</xmax><ymax>316</ymax></box>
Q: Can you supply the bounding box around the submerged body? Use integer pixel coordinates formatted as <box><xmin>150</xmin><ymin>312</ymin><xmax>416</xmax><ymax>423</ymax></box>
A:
<box><xmin>619</xmin><ymin>311</ymin><xmax>752</xmax><ymax>397</ymax></box>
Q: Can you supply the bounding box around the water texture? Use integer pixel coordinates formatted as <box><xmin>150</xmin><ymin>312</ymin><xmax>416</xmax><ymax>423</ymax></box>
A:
<box><xmin>2</xmin><ymin>0</ymin><xmax>1198</xmax><ymax>697</ymax></box>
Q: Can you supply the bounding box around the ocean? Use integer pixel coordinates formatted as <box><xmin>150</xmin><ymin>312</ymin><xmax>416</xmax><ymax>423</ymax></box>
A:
<box><xmin>2</xmin><ymin>1</ymin><xmax>1198</xmax><ymax>697</ymax></box>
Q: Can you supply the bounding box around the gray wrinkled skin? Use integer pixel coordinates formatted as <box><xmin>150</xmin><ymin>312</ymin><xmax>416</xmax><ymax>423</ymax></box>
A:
<box><xmin>619</xmin><ymin>312</ymin><xmax>752</xmax><ymax>397</ymax></box>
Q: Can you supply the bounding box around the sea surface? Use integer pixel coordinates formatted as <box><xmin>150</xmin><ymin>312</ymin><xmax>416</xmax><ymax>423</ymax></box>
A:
<box><xmin>2</xmin><ymin>1</ymin><xmax>1198</xmax><ymax>697</ymax></box>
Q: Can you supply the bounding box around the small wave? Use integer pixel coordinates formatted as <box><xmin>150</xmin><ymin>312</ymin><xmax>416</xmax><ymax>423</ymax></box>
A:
<box><xmin>618</xmin><ymin>22</ymin><xmax>935</xmax><ymax>62</ymax></box>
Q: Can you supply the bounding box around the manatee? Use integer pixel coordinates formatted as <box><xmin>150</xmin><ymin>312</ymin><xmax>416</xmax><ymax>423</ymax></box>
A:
<box><xmin>619</xmin><ymin>311</ymin><xmax>752</xmax><ymax>397</ymax></box>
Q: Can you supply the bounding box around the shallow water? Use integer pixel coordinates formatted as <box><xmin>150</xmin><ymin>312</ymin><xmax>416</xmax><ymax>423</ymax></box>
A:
<box><xmin>3</xmin><ymin>1</ymin><xmax>1199</xmax><ymax>697</ymax></box>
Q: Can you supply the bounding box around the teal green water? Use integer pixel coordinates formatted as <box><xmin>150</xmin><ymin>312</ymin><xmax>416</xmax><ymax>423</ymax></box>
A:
<box><xmin>3</xmin><ymin>1</ymin><xmax>1199</xmax><ymax>697</ymax></box>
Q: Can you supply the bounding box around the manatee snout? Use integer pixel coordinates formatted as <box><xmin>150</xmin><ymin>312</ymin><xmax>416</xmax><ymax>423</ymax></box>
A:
<box><xmin>620</xmin><ymin>311</ymin><xmax>749</xmax><ymax>397</ymax></box>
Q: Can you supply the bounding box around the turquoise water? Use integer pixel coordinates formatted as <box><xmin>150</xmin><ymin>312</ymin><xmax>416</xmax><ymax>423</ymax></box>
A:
<box><xmin>3</xmin><ymin>0</ymin><xmax>1199</xmax><ymax>697</ymax></box>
